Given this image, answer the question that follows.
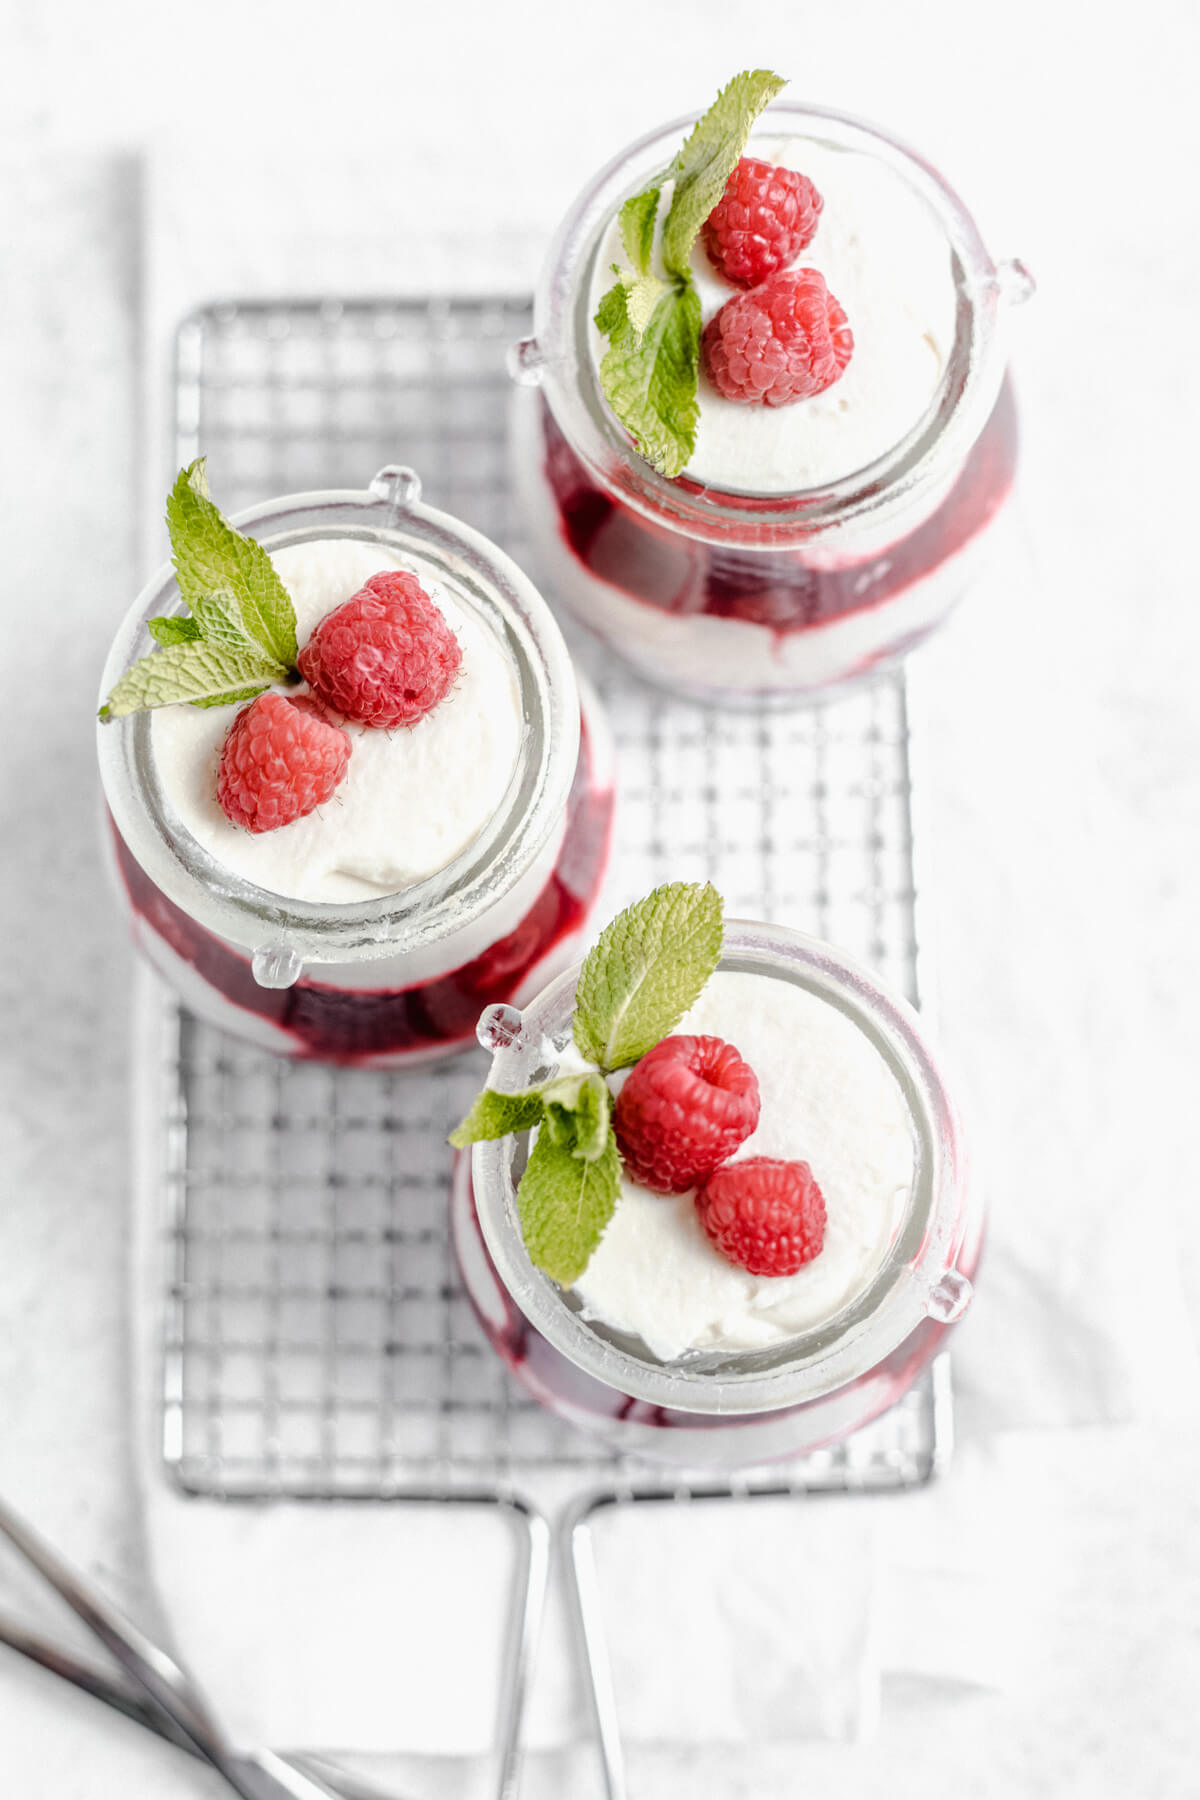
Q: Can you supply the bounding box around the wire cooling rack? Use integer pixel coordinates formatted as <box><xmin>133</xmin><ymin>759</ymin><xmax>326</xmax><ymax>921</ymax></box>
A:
<box><xmin>154</xmin><ymin>296</ymin><xmax>946</xmax><ymax>1503</ymax></box>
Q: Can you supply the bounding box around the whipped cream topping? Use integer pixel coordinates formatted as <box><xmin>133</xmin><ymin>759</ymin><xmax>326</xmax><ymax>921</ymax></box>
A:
<box><xmin>589</xmin><ymin>129</ymin><xmax>958</xmax><ymax>493</ymax></box>
<box><xmin>571</xmin><ymin>969</ymin><xmax>915</xmax><ymax>1362</ymax></box>
<box><xmin>151</xmin><ymin>539</ymin><xmax>524</xmax><ymax>903</ymax></box>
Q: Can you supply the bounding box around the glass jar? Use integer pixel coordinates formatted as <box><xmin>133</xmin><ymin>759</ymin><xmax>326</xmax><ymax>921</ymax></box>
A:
<box><xmin>452</xmin><ymin>921</ymin><xmax>981</xmax><ymax>1467</ymax></box>
<box><xmin>97</xmin><ymin>467</ymin><xmax>614</xmax><ymax>1065</ymax></box>
<box><xmin>510</xmin><ymin>102</ymin><xmax>1032</xmax><ymax>707</ymax></box>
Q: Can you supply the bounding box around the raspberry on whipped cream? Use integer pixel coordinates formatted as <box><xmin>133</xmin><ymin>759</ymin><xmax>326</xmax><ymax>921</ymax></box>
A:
<box><xmin>701</xmin><ymin>267</ymin><xmax>855</xmax><ymax>407</ymax></box>
<box><xmin>589</xmin><ymin>130</ymin><xmax>958</xmax><ymax>494</ymax></box>
<box><xmin>697</xmin><ymin>1156</ymin><xmax>827</xmax><ymax>1276</ymax></box>
<box><xmin>297</xmin><ymin>570</ymin><xmax>462</xmax><ymax>729</ymax></box>
<box><xmin>613</xmin><ymin>1033</ymin><xmax>760</xmax><ymax>1193</ymax></box>
<box><xmin>152</xmin><ymin>539</ymin><xmax>524</xmax><ymax>903</ymax></box>
<box><xmin>701</xmin><ymin>154</ymin><xmax>823</xmax><ymax>288</ymax></box>
<box><xmin>572</xmin><ymin>969</ymin><xmax>914</xmax><ymax>1362</ymax></box>
<box><xmin>216</xmin><ymin>691</ymin><xmax>351</xmax><ymax>833</ymax></box>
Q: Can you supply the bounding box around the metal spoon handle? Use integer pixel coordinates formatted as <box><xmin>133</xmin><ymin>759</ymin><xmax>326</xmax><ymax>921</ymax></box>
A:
<box><xmin>0</xmin><ymin>1496</ymin><xmax>231</xmax><ymax>1749</ymax></box>
<box><xmin>0</xmin><ymin>1496</ymin><xmax>341</xmax><ymax>1798</ymax></box>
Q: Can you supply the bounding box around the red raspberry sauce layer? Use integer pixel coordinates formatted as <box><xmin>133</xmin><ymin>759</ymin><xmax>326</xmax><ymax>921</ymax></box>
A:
<box><xmin>542</xmin><ymin>380</ymin><xmax>1017</xmax><ymax>634</ymax></box>
<box><xmin>112</xmin><ymin>721</ymin><xmax>613</xmax><ymax>1063</ymax></box>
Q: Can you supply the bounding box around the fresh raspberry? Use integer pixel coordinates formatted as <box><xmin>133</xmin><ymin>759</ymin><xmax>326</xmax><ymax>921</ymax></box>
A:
<box><xmin>696</xmin><ymin>1158</ymin><xmax>826</xmax><ymax>1276</ymax></box>
<box><xmin>297</xmin><ymin>571</ymin><xmax>461</xmax><ymax>730</ymax></box>
<box><xmin>702</xmin><ymin>157</ymin><xmax>823</xmax><ymax>288</ymax></box>
<box><xmin>613</xmin><ymin>1035</ymin><xmax>760</xmax><ymax>1195</ymax></box>
<box><xmin>702</xmin><ymin>268</ymin><xmax>854</xmax><ymax>407</ymax></box>
<box><xmin>216</xmin><ymin>691</ymin><xmax>351</xmax><ymax>834</ymax></box>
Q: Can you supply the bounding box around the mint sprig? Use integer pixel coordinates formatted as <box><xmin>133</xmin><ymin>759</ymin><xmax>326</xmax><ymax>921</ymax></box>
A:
<box><xmin>595</xmin><ymin>282</ymin><xmax>702</xmax><ymax>483</ymax></box>
<box><xmin>540</xmin><ymin>1071</ymin><xmax>612</xmax><ymax>1163</ymax></box>
<box><xmin>167</xmin><ymin>461</ymin><xmax>298</xmax><ymax>666</ymax></box>
<box><xmin>517</xmin><ymin>1127</ymin><xmax>622</xmax><ymax>1287</ymax></box>
<box><xmin>574</xmin><ymin>881</ymin><xmax>723</xmax><ymax>1070</ymax></box>
<box><xmin>448</xmin><ymin>1070</ymin><xmax>611</xmax><ymax>1161</ymax></box>
<box><xmin>449</xmin><ymin>1088</ymin><xmax>547</xmax><ymax>1149</ymax></box>
<box><xmin>99</xmin><ymin>460</ymin><xmax>299</xmax><ymax>721</ymax></box>
<box><xmin>450</xmin><ymin>882</ymin><xmax>725</xmax><ymax>1284</ymax></box>
<box><xmin>450</xmin><ymin>1068</ymin><xmax>622</xmax><ymax>1284</ymax></box>
<box><xmin>659</xmin><ymin>70</ymin><xmax>786</xmax><ymax>276</ymax></box>
<box><xmin>594</xmin><ymin>69</ymin><xmax>785</xmax><ymax>478</ymax></box>
<box><xmin>99</xmin><ymin>639</ymin><xmax>285</xmax><ymax>718</ymax></box>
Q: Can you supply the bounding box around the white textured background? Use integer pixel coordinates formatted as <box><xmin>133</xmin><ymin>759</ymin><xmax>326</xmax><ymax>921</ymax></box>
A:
<box><xmin>2</xmin><ymin>1</ymin><xmax>1199</xmax><ymax>1794</ymax></box>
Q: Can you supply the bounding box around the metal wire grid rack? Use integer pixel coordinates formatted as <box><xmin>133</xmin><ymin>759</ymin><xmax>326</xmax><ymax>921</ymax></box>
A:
<box><xmin>157</xmin><ymin>295</ymin><xmax>947</xmax><ymax>1505</ymax></box>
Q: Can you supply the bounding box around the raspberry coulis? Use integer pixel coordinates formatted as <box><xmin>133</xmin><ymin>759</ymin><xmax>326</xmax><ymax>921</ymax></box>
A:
<box><xmin>112</xmin><ymin>721</ymin><xmax>613</xmax><ymax>1063</ymax></box>
<box><xmin>541</xmin><ymin>378</ymin><xmax>1017</xmax><ymax>638</ymax></box>
<box><xmin>451</xmin><ymin>1153</ymin><xmax>979</xmax><ymax>1456</ymax></box>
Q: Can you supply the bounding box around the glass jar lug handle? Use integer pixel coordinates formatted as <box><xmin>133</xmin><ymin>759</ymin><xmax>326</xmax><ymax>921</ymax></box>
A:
<box><xmin>476</xmin><ymin>1002</ymin><xmax>526</xmax><ymax>1052</ymax></box>
<box><xmin>369</xmin><ymin>465</ymin><xmax>423</xmax><ymax>519</ymax></box>
<box><xmin>252</xmin><ymin>944</ymin><xmax>304</xmax><ymax>990</ymax></box>
<box><xmin>507</xmin><ymin>337</ymin><xmax>545</xmax><ymax>388</ymax></box>
<box><xmin>925</xmin><ymin>1268</ymin><xmax>973</xmax><ymax>1323</ymax></box>
<box><xmin>994</xmin><ymin>258</ymin><xmax>1036</xmax><ymax>306</ymax></box>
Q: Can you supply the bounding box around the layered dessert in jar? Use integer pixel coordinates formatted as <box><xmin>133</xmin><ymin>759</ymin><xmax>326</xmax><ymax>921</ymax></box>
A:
<box><xmin>512</xmin><ymin>69</ymin><xmax>1031</xmax><ymax>705</ymax></box>
<box><xmin>97</xmin><ymin>462</ymin><xmax>614</xmax><ymax>1063</ymax></box>
<box><xmin>451</xmin><ymin>882</ymin><xmax>981</xmax><ymax>1467</ymax></box>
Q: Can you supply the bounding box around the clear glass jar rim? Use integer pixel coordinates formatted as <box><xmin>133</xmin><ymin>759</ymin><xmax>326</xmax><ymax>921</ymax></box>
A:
<box><xmin>97</xmin><ymin>472</ymin><xmax>580</xmax><ymax>963</ymax></box>
<box><xmin>530</xmin><ymin>100</ymin><xmax>1011</xmax><ymax>540</ymax></box>
<box><xmin>472</xmin><ymin>919</ymin><xmax>970</xmax><ymax>1415</ymax></box>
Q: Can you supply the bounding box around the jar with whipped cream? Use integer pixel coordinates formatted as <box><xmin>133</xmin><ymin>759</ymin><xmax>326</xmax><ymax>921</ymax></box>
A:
<box><xmin>511</xmin><ymin>101</ymin><xmax>1031</xmax><ymax>707</ymax></box>
<box><xmin>452</xmin><ymin>920</ymin><xmax>980</xmax><ymax>1466</ymax></box>
<box><xmin>97</xmin><ymin>467</ymin><xmax>614</xmax><ymax>1064</ymax></box>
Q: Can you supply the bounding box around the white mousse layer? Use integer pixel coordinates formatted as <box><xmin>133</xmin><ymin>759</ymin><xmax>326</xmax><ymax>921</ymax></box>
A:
<box><xmin>572</xmin><ymin>969</ymin><xmax>915</xmax><ymax>1361</ymax></box>
<box><xmin>589</xmin><ymin>130</ymin><xmax>957</xmax><ymax>493</ymax></box>
<box><xmin>152</xmin><ymin>540</ymin><xmax>524</xmax><ymax>903</ymax></box>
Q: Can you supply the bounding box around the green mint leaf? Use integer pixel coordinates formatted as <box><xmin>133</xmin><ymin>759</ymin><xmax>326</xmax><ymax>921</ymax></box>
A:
<box><xmin>189</xmin><ymin>590</ymin><xmax>257</xmax><ymax>646</ymax></box>
<box><xmin>189</xmin><ymin>683</ymin><xmax>283</xmax><ymax>711</ymax></box>
<box><xmin>449</xmin><ymin>1088</ymin><xmax>546</xmax><ymax>1150</ymax></box>
<box><xmin>595</xmin><ymin>279</ymin><xmax>701</xmax><ymax>479</ymax></box>
<box><xmin>573</xmin><ymin>881</ymin><xmax>723</xmax><ymax>1071</ymax></box>
<box><xmin>660</xmin><ymin>69</ymin><xmax>786</xmax><ymax>276</ymax></box>
<box><xmin>625</xmin><ymin>272</ymin><xmax>670</xmax><ymax>336</ymax></box>
<box><xmin>595</xmin><ymin>71</ymin><xmax>787</xmax><ymax>478</ymax></box>
<box><xmin>540</xmin><ymin>1071</ymin><xmax>612</xmax><ymax>1164</ymax></box>
<box><xmin>98</xmin><ymin>640</ymin><xmax>281</xmax><ymax>721</ymax></box>
<box><xmin>166</xmin><ymin>460</ymin><xmax>298</xmax><ymax>666</ymax></box>
<box><xmin>595</xmin><ymin>279</ymin><xmax>630</xmax><ymax>340</ymax></box>
<box><xmin>619</xmin><ymin>186</ymin><xmax>660</xmax><ymax>276</ymax></box>
<box><xmin>186</xmin><ymin>589</ymin><xmax>297</xmax><ymax>691</ymax></box>
<box><xmin>188</xmin><ymin>585</ymin><xmax>299</xmax><ymax>700</ymax></box>
<box><xmin>518</xmin><ymin>1124</ymin><xmax>621</xmax><ymax>1285</ymax></box>
<box><xmin>147</xmin><ymin>615</ymin><xmax>203</xmax><ymax>646</ymax></box>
